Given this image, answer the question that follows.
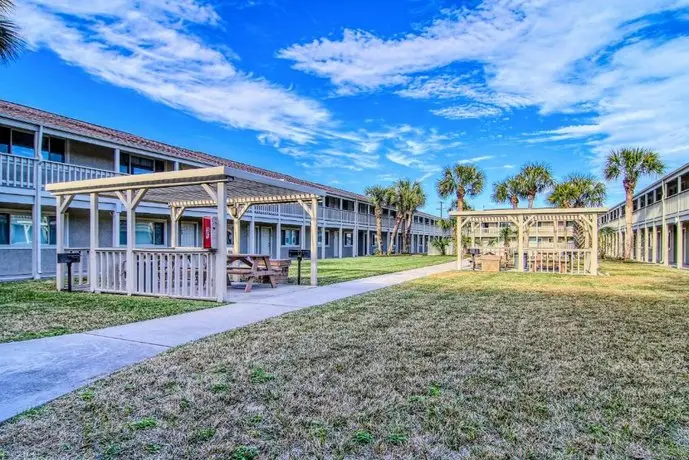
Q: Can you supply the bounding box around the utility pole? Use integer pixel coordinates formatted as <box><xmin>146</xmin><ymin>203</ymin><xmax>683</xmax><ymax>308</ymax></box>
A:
<box><xmin>437</xmin><ymin>202</ymin><xmax>444</xmax><ymax>219</ymax></box>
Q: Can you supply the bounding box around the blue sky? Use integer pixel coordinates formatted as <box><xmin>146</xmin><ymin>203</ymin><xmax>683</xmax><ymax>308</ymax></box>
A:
<box><xmin>3</xmin><ymin>0</ymin><xmax>689</xmax><ymax>215</ymax></box>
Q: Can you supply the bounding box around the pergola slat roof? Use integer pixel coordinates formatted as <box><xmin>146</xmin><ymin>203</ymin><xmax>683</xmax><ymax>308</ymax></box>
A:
<box><xmin>45</xmin><ymin>166</ymin><xmax>325</xmax><ymax>205</ymax></box>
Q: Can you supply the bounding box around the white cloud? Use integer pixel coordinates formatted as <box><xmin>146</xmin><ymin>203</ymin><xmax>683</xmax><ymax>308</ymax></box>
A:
<box><xmin>279</xmin><ymin>0</ymin><xmax>689</xmax><ymax>164</ymax></box>
<box><xmin>457</xmin><ymin>155</ymin><xmax>494</xmax><ymax>164</ymax></box>
<box><xmin>18</xmin><ymin>0</ymin><xmax>329</xmax><ymax>144</ymax></box>
<box><xmin>432</xmin><ymin>104</ymin><xmax>502</xmax><ymax>119</ymax></box>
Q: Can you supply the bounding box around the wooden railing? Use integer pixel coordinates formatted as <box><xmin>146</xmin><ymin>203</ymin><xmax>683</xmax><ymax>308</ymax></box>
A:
<box><xmin>525</xmin><ymin>249</ymin><xmax>591</xmax><ymax>275</ymax></box>
<box><xmin>94</xmin><ymin>248</ymin><xmax>127</xmax><ymax>293</ymax></box>
<box><xmin>42</xmin><ymin>161</ymin><xmax>122</xmax><ymax>185</ymax></box>
<box><xmin>132</xmin><ymin>249</ymin><xmax>216</xmax><ymax>300</ymax></box>
<box><xmin>0</xmin><ymin>153</ymin><xmax>35</xmax><ymax>188</ymax></box>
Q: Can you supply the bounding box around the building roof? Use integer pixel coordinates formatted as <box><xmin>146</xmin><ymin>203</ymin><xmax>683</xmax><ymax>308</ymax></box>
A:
<box><xmin>0</xmin><ymin>99</ymin><xmax>374</xmax><ymax>202</ymax></box>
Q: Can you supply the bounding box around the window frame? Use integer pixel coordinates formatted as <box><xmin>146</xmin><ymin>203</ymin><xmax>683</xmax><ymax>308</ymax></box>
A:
<box><xmin>0</xmin><ymin>212</ymin><xmax>56</xmax><ymax>247</ymax></box>
<box><xmin>120</xmin><ymin>219</ymin><xmax>167</xmax><ymax>246</ymax></box>
<box><xmin>281</xmin><ymin>228</ymin><xmax>300</xmax><ymax>247</ymax></box>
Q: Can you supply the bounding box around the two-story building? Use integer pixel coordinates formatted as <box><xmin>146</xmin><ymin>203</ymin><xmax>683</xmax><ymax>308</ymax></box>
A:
<box><xmin>599</xmin><ymin>164</ymin><xmax>689</xmax><ymax>268</ymax></box>
<box><xmin>0</xmin><ymin>100</ymin><xmax>443</xmax><ymax>280</ymax></box>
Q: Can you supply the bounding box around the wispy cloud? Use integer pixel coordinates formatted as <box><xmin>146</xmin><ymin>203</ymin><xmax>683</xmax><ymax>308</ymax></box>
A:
<box><xmin>18</xmin><ymin>0</ymin><xmax>329</xmax><ymax>144</ymax></box>
<box><xmin>432</xmin><ymin>104</ymin><xmax>502</xmax><ymax>120</ymax></box>
<box><xmin>279</xmin><ymin>0</ymin><xmax>689</xmax><ymax>164</ymax></box>
<box><xmin>457</xmin><ymin>155</ymin><xmax>494</xmax><ymax>164</ymax></box>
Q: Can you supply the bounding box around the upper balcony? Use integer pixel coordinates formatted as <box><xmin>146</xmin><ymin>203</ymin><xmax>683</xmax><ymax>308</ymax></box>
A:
<box><xmin>0</xmin><ymin>153</ymin><xmax>123</xmax><ymax>190</ymax></box>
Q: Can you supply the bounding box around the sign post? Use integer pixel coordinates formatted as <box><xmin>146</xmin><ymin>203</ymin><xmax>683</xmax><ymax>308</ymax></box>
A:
<box><xmin>288</xmin><ymin>249</ymin><xmax>311</xmax><ymax>285</ymax></box>
<box><xmin>57</xmin><ymin>252</ymin><xmax>81</xmax><ymax>292</ymax></box>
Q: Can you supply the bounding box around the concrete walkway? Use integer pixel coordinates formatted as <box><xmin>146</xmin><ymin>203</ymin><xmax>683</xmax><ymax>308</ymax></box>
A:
<box><xmin>0</xmin><ymin>261</ymin><xmax>456</xmax><ymax>422</ymax></box>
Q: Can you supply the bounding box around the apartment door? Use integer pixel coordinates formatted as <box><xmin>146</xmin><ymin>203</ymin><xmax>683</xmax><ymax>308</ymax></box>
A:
<box><xmin>256</xmin><ymin>226</ymin><xmax>272</xmax><ymax>255</ymax></box>
<box><xmin>180</xmin><ymin>222</ymin><xmax>197</xmax><ymax>247</ymax></box>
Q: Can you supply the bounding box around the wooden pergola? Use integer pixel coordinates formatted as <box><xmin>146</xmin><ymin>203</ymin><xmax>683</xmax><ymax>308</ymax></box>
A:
<box><xmin>46</xmin><ymin>166</ymin><xmax>324</xmax><ymax>301</ymax></box>
<box><xmin>450</xmin><ymin>207</ymin><xmax>606</xmax><ymax>275</ymax></box>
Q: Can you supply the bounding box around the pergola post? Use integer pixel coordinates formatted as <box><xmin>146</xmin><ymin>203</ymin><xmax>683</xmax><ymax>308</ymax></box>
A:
<box><xmin>456</xmin><ymin>215</ymin><xmax>463</xmax><ymax>270</ymax></box>
<box><xmin>55</xmin><ymin>195</ymin><xmax>71</xmax><ymax>291</ymax></box>
<box><xmin>233</xmin><ymin>216</ymin><xmax>241</xmax><ymax>255</ymax></box>
<box><xmin>590</xmin><ymin>215</ymin><xmax>599</xmax><ymax>274</ymax></box>
<box><xmin>170</xmin><ymin>206</ymin><xmax>184</xmax><ymax>248</ymax></box>
<box><xmin>89</xmin><ymin>193</ymin><xmax>99</xmax><ymax>292</ymax></box>
<box><xmin>216</xmin><ymin>181</ymin><xmax>228</xmax><ymax>302</ymax></box>
<box><xmin>516</xmin><ymin>215</ymin><xmax>524</xmax><ymax>272</ymax></box>
<box><xmin>125</xmin><ymin>190</ymin><xmax>136</xmax><ymax>295</ymax></box>
<box><xmin>310</xmin><ymin>198</ymin><xmax>318</xmax><ymax>285</ymax></box>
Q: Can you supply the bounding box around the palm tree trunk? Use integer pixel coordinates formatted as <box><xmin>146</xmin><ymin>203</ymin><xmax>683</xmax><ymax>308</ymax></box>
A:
<box><xmin>511</xmin><ymin>196</ymin><xmax>518</xmax><ymax>209</ymax></box>
<box><xmin>456</xmin><ymin>192</ymin><xmax>464</xmax><ymax>212</ymax></box>
<box><xmin>405</xmin><ymin>213</ymin><xmax>413</xmax><ymax>253</ymax></box>
<box><xmin>375</xmin><ymin>210</ymin><xmax>383</xmax><ymax>255</ymax></box>
<box><xmin>528</xmin><ymin>195</ymin><xmax>535</xmax><ymax>208</ymax></box>
<box><xmin>624</xmin><ymin>187</ymin><xmax>634</xmax><ymax>260</ymax></box>
<box><xmin>387</xmin><ymin>217</ymin><xmax>402</xmax><ymax>255</ymax></box>
<box><xmin>401</xmin><ymin>218</ymin><xmax>408</xmax><ymax>253</ymax></box>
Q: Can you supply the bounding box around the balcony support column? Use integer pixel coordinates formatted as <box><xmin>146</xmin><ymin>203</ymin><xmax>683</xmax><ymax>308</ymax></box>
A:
<box><xmin>677</xmin><ymin>220</ymin><xmax>684</xmax><ymax>269</ymax></box>
<box><xmin>55</xmin><ymin>194</ymin><xmax>73</xmax><ymax>291</ymax></box>
<box><xmin>635</xmin><ymin>229</ymin><xmax>641</xmax><ymax>261</ymax></box>
<box><xmin>662</xmin><ymin>180</ymin><xmax>669</xmax><ymax>266</ymax></box>
<box><xmin>310</xmin><ymin>198</ymin><xmax>318</xmax><ymax>285</ymax></box>
<box><xmin>652</xmin><ymin>225</ymin><xmax>658</xmax><ymax>263</ymax></box>
<box><xmin>32</xmin><ymin>125</ymin><xmax>44</xmax><ymax>279</ymax></box>
<box><xmin>250</xmin><ymin>209</ymin><xmax>256</xmax><ymax>253</ymax></box>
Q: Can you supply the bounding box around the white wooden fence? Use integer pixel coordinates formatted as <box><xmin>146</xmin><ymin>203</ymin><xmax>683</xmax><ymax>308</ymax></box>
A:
<box><xmin>94</xmin><ymin>248</ymin><xmax>127</xmax><ymax>293</ymax></box>
<box><xmin>525</xmin><ymin>248</ymin><xmax>591</xmax><ymax>275</ymax></box>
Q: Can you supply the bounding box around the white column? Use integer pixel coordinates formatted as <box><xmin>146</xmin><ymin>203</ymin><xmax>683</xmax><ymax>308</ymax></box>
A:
<box><xmin>125</xmin><ymin>190</ymin><xmax>136</xmax><ymax>295</ymax></box>
<box><xmin>338</xmin><ymin>227</ymin><xmax>343</xmax><ymax>258</ymax></box>
<box><xmin>56</xmin><ymin>196</ymin><xmax>66</xmax><ymax>291</ymax></box>
<box><xmin>113</xmin><ymin>148</ymin><xmax>120</xmax><ymax>172</ymax></box>
<box><xmin>677</xmin><ymin>220</ymin><xmax>683</xmax><ymax>269</ymax></box>
<box><xmin>275</xmin><ymin>222</ymin><xmax>281</xmax><ymax>259</ymax></box>
<box><xmin>300</xmin><ymin>222</ymin><xmax>305</xmax><ymax>250</ymax></box>
<box><xmin>173</xmin><ymin>160</ymin><xmax>180</xmax><ymax>171</ymax></box>
<box><xmin>652</xmin><ymin>225</ymin><xmax>658</xmax><ymax>263</ymax></box>
<box><xmin>89</xmin><ymin>193</ymin><xmax>99</xmax><ymax>292</ymax></box>
<box><xmin>353</xmin><ymin>200</ymin><xmax>359</xmax><ymax>257</ymax></box>
<box><xmin>635</xmin><ymin>229</ymin><xmax>641</xmax><ymax>261</ymax></box>
<box><xmin>662</xmin><ymin>180</ymin><xmax>669</xmax><ymax>265</ymax></box>
<box><xmin>216</xmin><ymin>182</ymin><xmax>228</xmax><ymax>302</ymax></box>
<box><xmin>233</xmin><ymin>217</ymin><xmax>241</xmax><ymax>255</ymax></box>
<box><xmin>32</xmin><ymin>126</ymin><xmax>44</xmax><ymax>279</ymax></box>
<box><xmin>310</xmin><ymin>198</ymin><xmax>318</xmax><ymax>285</ymax></box>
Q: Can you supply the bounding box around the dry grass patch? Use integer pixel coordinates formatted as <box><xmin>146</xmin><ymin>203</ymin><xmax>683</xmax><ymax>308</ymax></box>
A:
<box><xmin>289</xmin><ymin>254</ymin><xmax>454</xmax><ymax>285</ymax></box>
<box><xmin>1</xmin><ymin>261</ymin><xmax>688</xmax><ymax>458</ymax></box>
<box><xmin>0</xmin><ymin>280</ymin><xmax>217</xmax><ymax>343</ymax></box>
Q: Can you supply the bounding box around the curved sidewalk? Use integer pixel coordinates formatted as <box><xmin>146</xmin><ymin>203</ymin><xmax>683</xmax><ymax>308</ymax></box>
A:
<box><xmin>0</xmin><ymin>261</ymin><xmax>456</xmax><ymax>423</ymax></box>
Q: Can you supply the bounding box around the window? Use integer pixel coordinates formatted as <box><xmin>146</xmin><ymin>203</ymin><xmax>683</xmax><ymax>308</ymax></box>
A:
<box><xmin>0</xmin><ymin>127</ymin><xmax>9</xmax><ymax>154</ymax></box>
<box><xmin>41</xmin><ymin>136</ymin><xmax>66</xmax><ymax>163</ymax></box>
<box><xmin>10</xmin><ymin>130</ymin><xmax>35</xmax><ymax>158</ymax></box>
<box><xmin>639</xmin><ymin>195</ymin><xmax>646</xmax><ymax>208</ymax></box>
<box><xmin>0</xmin><ymin>214</ymin><xmax>55</xmax><ymax>245</ymax></box>
<box><xmin>646</xmin><ymin>191</ymin><xmax>654</xmax><ymax>206</ymax></box>
<box><xmin>317</xmin><ymin>230</ymin><xmax>330</xmax><ymax>246</ymax></box>
<box><xmin>655</xmin><ymin>187</ymin><xmax>663</xmax><ymax>201</ymax></box>
<box><xmin>681</xmin><ymin>173</ymin><xmax>689</xmax><ymax>192</ymax></box>
<box><xmin>120</xmin><ymin>221</ymin><xmax>165</xmax><ymax>245</ymax></box>
<box><xmin>281</xmin><ymin>228</ymin><xmax>300</xmax><ymax>246</ymax></box>
<box><xmin>667</xmin><ymin>180</ymin><xmax>678</xmax><ymax>197</ymax></box>
<box><xmin>120</xmin><ymin>153</ymin><xmax>165</xmax><ymax>175</ymax></box>
<box><xmin>227</xmin><ymin>229</ymin><xmax>233</xmax><ymax>246</ymax></box>
<box><xmin>344</xmin><ymin>232</ymin><xmax>353</xmax><ymax>246</ymax></box>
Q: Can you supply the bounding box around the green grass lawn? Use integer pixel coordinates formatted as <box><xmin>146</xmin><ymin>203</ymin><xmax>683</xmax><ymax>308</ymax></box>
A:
<box><xmin>1</xmin><ymin>261</ymin><xmax>689</xmax><ymax>458</ymax></box>
<box><xmin>0</xmin><ymin>280</ymin><xmax>217</xmax><ymax>343</ymax></box>
<box><xmin>289</xmin><ymin>254</ymin><xmax>454</xmax><ymax>285</ymax></box>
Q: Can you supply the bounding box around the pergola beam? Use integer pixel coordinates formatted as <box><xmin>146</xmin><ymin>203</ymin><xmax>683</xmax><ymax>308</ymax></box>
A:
<box><xmin>169</xmin><ymin>193</ymin><xmax>321</xmax><ymax>209</ymax></box>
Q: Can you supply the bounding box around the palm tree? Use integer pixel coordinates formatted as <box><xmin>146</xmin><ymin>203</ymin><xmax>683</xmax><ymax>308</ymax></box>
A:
<box><xmin>437</xmin><ymin>164</ymin><xmax>485</xmax><ymax>213</ymax></box>
<box><xmin>517</xmin><ymin>162</ymin><xmax>554</xmax><ymax>208</ymax></box>
<box><xmin>386</xmin><ymin>179</ymin><xmax>409</xmax><ymax>255</ymax></box>
<box><xmin>491</xmin><ymin>176</ymin><xmax>524</xmax><ymax>209</ymax></box>
<box><xmin>1</xmin><ymin>0</ymin><xmax>23</xmax><ymax>64</ymax></box>
<box><xmin>364</xmin><ymin>185</ymin><xmax>390</xmax><ymax>255</ymax></box>
<box><xmin>548</xmin><ymin>173</ymin><xmax>607</xmax><ymax>248</ymax></box>
<box><xmin>604</xmin><ymin>147</ymin><xmax>665</xmax><ymax>260</ymax></box>
<box><xmin>548</xmin><ymin>173</ymin><xmax>606</xmax><ymax>208</ymax></box>
<box><xmin>404</xmin><ymin>181</ymin><xmax>426</xmax><ymax>253</ymax></box>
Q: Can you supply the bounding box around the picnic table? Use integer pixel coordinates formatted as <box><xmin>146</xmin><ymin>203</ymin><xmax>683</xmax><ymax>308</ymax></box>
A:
<box><xmin>226</xmin><ymin>254</ymin><xmax>278</xmax><ymax>292</ymax></box>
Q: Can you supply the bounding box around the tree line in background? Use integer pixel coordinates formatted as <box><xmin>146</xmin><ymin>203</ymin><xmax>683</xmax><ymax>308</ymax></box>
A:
<box><xmin>365</xmin><ymin>147</ymin><xmax>664</xmax><ymax>258</ymax></box>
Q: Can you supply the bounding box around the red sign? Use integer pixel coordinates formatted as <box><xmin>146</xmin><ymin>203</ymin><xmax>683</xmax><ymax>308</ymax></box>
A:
<box><xmin>202</xmin><ymin>216</ymin><xmax>218</xmax><ymax>249</ymax></box>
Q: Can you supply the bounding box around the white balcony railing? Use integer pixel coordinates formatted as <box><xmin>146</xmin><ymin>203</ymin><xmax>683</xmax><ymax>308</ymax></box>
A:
<box><xmin>0</xmin><ymin>153</ymin><xmax>35</xmax><ymax>189</ymax></box>
<box><xmin>42</xmin><ymin>161</ymin><xmax>122</xmax><ymax>185</ymax></box>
